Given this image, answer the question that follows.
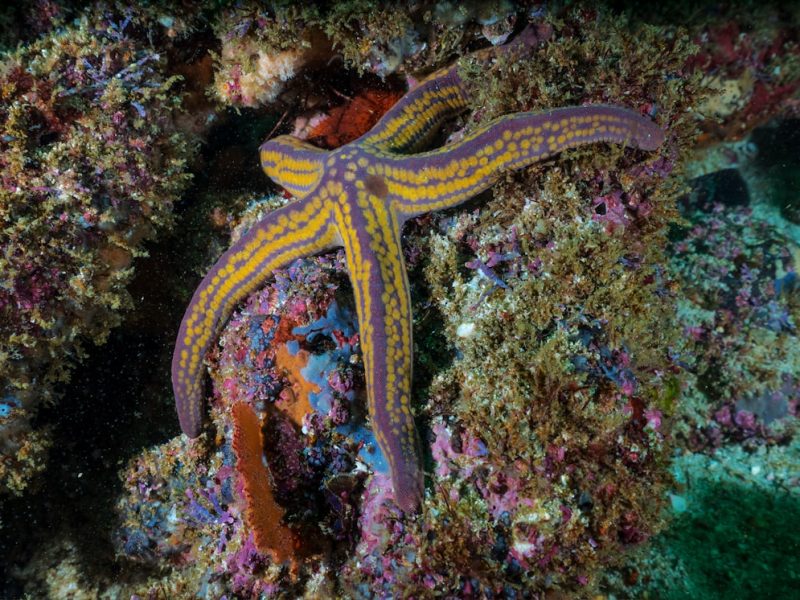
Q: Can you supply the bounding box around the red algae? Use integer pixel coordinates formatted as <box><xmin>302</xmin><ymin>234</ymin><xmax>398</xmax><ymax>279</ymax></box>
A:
<box><xmin>307</xmin><ymin>88</ymin><xmax>405</xmax><ymax>149</ymax></box>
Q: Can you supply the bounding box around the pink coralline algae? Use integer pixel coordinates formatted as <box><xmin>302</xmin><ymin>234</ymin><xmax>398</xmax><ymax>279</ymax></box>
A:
<box><xmin>0</xmin><ymin>15</ymin><xmax>193</xmax><ymax>495</ymax></box>
<box><xmin>592</xmin><ymin>190</ymin><xmax>631</xmax><ymax>233</ymax></box>
<box><xmin>671</xmin><ymin>199</ymin><xmax>799</xmax><ymax>449</ymax></box>
<box><xmin>115</xmin><ymin>435</ymin><xmax>291</xmax><ymax>598</ymax></box>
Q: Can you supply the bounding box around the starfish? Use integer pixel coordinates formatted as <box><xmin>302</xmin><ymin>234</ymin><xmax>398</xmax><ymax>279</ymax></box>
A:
<box><xmin>172</xmin><ymin>34</ymin><xmax>664</xmax><ymax>513</ymax></box>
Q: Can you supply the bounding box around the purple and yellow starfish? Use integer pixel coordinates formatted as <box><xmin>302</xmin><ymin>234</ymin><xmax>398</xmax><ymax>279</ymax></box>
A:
<box><xmin>172</xmin><ymin>37</ymin><xmax>664</xmax><ymax>513</ymax></box>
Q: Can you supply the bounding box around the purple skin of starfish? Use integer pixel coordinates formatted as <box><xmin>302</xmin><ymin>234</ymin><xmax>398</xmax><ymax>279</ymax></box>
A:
<box><xmin>171</xmin><ymin>29</ymin><xmax>665</xmax><ymax>513</ymax></box>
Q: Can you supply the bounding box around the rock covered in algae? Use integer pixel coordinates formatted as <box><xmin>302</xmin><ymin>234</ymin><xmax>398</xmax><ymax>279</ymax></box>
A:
<box><xmin>597</xmin><ymin>3</ymin><xmax>800</xmax><ymax>593</ymax></box>
<box><xmin>211</xmin><ymin>5</ymin><xmax>331</xmax><ymax>108</ymax></box>
<box><xmin>671</xmin><ymin>189</ymin><xmax>799</xmax><ymax>450</ymax></box>
<box><xmin>0</xmin><ymin>10</ymin><xmax>195</xmax><ymax>496</ymax></box>
<box><xmin>173</xmin><ymin>7</ymin><xmax>704</xmax><ymax>598</ymax></box>
<box><xmin>338</xmin><ymin>7</ymin><xmax>698</xmax><ymax>595</ymax></box>
<box><xmin>687</xmin><ymin>13</ymin><xmax>800</xmax><ymax>141</ymax></box>
<box><xmin>114</xmin><ymin>434</ymin><xmax>294</xmax><ymax>598</ymax></box>
<box><xmin>4</xmin><ymin>2</ymin><xmax>745</xmax><ymax>598</ymax></box>
<box><xmin>117</xmin><ymin>6</ymin><xmax>704</xmax><ymax>598</ymax></box>
<box><xmin>209</xmin><ymin>0</ymin><xmax>525</xmax><ymax>110</ymax></box>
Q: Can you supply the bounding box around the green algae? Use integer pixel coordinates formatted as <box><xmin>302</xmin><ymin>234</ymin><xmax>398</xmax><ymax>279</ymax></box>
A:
<box><xmin>618</xmin><ymin>442</ymin><xmax>800</xmax><ymax>599</ymax></box>
<box><xmin>665</xmin><ymin>482</ymin><xmax>800</xmax><ymax>599</ymax></box>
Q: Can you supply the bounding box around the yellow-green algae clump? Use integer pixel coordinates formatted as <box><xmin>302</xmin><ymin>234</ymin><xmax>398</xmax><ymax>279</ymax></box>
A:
<box><xmin>0</xmin><ymin>15</ymin><xmax>194</xmax><ymax>495</ymax></box>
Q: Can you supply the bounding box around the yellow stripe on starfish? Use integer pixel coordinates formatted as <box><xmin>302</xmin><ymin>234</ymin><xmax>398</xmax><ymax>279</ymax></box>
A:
<box><xmin>260</xmin><ymin>136</ymin><xmax>327</xmax><ymax>199</ymax></box>
<box><xmin>385</xmin><ymin>106</ymin><xmax>663</xmax><ymax>217</ymax></box>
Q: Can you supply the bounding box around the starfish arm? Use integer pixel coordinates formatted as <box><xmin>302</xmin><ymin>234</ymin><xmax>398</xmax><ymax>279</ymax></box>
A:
<box><xmin>358</xmin><ymin>65</ymin><xmax>470</xmax><ymax>154</ymax></box>
<box><xmin>383</xmin><ymin>105</ymin><xmax>665</xmax><ymax>219</ymax></box>
<box><xmin>333</xmin><ymin>188</ymin><xmax>423</xmax><ymax>512</ymax></box>
<box><xmin>260</xmin><ymin>135</ymin><xmax>328</xmax><ymax>198</ymax></box>
<box><xmin>359</xmin><ymin>26</ymin><xmax>547</xmax><ymax>154</ymax></box>
<box><xmin>172</xmin><ymin>196</ymin><xmax>340</xmax><ymax>437</ymax></box>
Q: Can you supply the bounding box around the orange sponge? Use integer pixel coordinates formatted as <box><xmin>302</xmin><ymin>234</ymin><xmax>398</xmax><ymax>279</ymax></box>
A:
<box><xmin>231</xmin><ymin>402</ymin><xmax>298</xmax><ymax>564</ymax></box>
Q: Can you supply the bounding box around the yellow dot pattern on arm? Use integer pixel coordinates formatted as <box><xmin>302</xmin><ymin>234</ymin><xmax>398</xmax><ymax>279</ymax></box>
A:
<box><xmin>172</xmin><ymin>197</ymin><xmax>337</xmax><ymax>437</ymax></box>
<box><xmin>382</xmin><ymin>106</ymin><xmax>664</xmax><ymax>217</ymax></box>
<box><xmin>334</xmin><ymin>187</ymin><xmax>420</xmax><ymax>507</ymax></box>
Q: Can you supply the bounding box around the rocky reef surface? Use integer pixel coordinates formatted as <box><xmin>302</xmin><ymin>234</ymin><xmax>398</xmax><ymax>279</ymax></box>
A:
<box><xmin>0</xmin><ymin>1</ymin><xmax>798</xmax><ymax>599</ymax></box>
